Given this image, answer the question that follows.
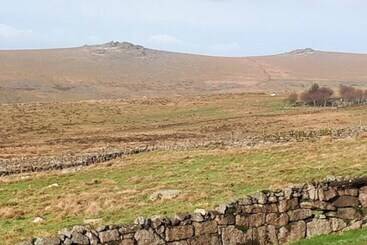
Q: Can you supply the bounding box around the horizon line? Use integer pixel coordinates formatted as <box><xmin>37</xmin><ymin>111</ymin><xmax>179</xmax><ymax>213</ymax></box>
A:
<box><xmin>0</xmin><ymin>41</ymin><xmax>366</xmax><ymax>58</ymax></box>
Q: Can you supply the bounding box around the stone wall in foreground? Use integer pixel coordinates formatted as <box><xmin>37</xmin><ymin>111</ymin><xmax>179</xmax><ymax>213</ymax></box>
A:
<box><xmin>23</xmin><ymin>177</ymin><xmax>367</xmax><ymax>245</ymax></box>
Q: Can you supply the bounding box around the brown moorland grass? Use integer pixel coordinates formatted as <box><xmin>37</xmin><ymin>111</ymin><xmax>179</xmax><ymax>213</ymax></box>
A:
<box><xmin>1</xmin><ymin>44</ymin><xmax>367</xmax><ymax>103</ymax></box>
<box><xmin>1</xmin><ymin>93</ymin><xmax>367</xmax><ymax>161</ymax></box>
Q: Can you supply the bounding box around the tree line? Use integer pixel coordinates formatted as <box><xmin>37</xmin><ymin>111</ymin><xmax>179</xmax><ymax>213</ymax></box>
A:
<box><xmin>287</xmin><ymin>84</ymin><xmax>367</xmax><ymax>107</ymax></box>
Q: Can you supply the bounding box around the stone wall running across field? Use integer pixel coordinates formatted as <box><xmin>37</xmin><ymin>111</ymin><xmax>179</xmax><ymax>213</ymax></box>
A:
<box><xmin>3</xmin><ymin>126</ymin><xmax>367</xmax><ymax>177</ymax></box>
<box><xmin>22</xmin><ymin>177</ymin><xmax>367</xmax><ymax>245</ymax></box>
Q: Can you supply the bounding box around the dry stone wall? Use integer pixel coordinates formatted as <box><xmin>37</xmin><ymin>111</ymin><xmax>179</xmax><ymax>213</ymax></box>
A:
<box><xmin>3</xmin><ymin>126</ymin><xmax>367</xmax><ymax>177</ymax></box>
<box><xmin>22</xmin><ymin>177</ymin><xmax>367</xmax><ymax>245</ymax></box>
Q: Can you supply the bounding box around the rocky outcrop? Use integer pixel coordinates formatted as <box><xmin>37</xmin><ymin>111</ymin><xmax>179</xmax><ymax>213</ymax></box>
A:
<box><xmin>21</xmin><ymin>177</ymin><xmax>367</xmax><ymax>245</ymax></box>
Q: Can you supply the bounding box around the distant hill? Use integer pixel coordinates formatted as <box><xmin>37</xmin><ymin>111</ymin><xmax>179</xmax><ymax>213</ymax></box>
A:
<box><xmin>1</xmin><ymin>42</ymin><xmax>367</xmax><ymax>103</ymax></box>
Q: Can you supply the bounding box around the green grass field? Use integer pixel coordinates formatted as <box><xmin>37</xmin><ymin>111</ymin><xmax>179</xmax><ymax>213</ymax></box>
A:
<box><xmin>1</xmin><ymin>137</ymin><xmax>367</xmax><ymax>244</ymax></box>
<box><xmin>293</xmin><ymin>228</ymin><xmax>367</xmax><ymax>245</ymax></box>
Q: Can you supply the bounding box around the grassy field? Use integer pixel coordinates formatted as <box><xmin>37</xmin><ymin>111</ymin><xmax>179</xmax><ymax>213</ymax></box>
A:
<box><xmin>293</xmin><ymin>228</ymin><xmax>367</xmax><ymax>245</ymax></box>
<box><xmin>1</xmin><ymin>137</ymin><xmax>367</xmax><ymax>244</ymax></box>
<box><xmin>1</xmin><ymin>93</ymin><xmax>367</xmax><ymax>160</ymax></box>
<box><xmin>2</xmin><ymin>93</ymin><xmax>367</xmax><ymax>244</ymax></box>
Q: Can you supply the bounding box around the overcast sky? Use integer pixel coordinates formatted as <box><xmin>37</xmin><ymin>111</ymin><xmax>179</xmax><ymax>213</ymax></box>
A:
<box><xmin>1</xmin><ymin>0</ymin><xmax>367</xmax><ymax>56</ymax></box>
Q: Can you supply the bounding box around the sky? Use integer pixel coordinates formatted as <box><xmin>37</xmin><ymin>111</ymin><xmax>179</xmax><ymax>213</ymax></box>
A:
<box><xmin>1</xmin><ymin>0</ymin><xmax>367</xmax><ymax>56</ymax></box>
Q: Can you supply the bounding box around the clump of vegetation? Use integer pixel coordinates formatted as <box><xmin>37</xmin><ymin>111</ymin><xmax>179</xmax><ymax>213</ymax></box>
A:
<box><xmin>289</xmin><ymin>83</ymin><xmax>367</xmax><ymax>107</ymax></box>
<box><xmin>339</xmin><ymin>85</ymin><xmax>367</xmax><ymax>105</ymax></box>
<box><xmin>286</xmin><ymin>92</ymin><xmax>298</xmax><ymax>105</ymax></box>
<box><xmin>299</xmin><ymin>83</ymin><xmax>334</xmax><ymax>106</ymax></box>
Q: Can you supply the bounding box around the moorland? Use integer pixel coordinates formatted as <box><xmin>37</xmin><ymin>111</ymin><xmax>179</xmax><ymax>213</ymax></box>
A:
<box><xmin>2</xmin><ymin>43</ymin><xmax>367</xmax><ymax>244</ymax></box>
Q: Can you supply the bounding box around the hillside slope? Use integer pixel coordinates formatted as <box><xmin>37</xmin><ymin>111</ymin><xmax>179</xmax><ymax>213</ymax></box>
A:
<box><xmin>1</xmin><ymin>42</ymin><xmax>367</xmax><ymax>103</ymax></box>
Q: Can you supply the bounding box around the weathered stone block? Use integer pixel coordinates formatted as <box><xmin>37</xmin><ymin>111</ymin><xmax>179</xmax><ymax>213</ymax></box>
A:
<box><xmin>254</xmin><ymin>192</ymin><xmax>268</xmax><ymax>204</ymax></box>
<box><xmin>64</xmin><ymin>238</ymin><xmax>72</xmax><ymax>245</ymax></box>
<box><xmin>330</xmin><ymin>218</ymin><xmax>347</xmax><ymax>232</ymax></box>
<box><xmin>287</xmin><ymin>209</ymin><xmax>313</xmax><ymax>221</ymax></box>
<box><xmin>238</xmin><ymin>196</ymin><xmax>253</xmax><ymax>205</ymax></box>
<box><xmin>248</xmin><ymin>213</ymin><xmax>266</xmax><ymax>227</ymax></box>
<box><xmin>300</xmin><ymin>201</ymin><xmax>336</xmax><ymax>211</ymax></box>
<box><xmin>268</xmin><ymin>195</ymin><xmax>278</xmax><ymax>203</ymax></box>
<box><xmin>266</xmin><ymin>213</ymin><xmax>289</xmax><ymax>227</ymax></box>
<box><xmin>34</xmin><ymin>237</ymin><xmax>61</xmax><ymax>245</ymax></box>
<box><xmin>58</xmin><ymin>228</ymin><xmax>72</xmax><ymax>239</ymax></box>
<box><xmin>278</xmin><ymin>226</ymin><xmax>289</xmax><ymax>244</ymax></box>
<box><xmin>98</xmin><ymin>229</ymin><xmax>120</xmax><ymax>244</ymax></box>
<box><xmin>120</xmin><ymin>239</ymin><xmax>135</xmax><ymax>245</ymax></box>
<box><xmin>173</xmin><ymin>213</ymin><xmax>191</xmax><ymax>223</ymax></box>
<box><xmin>122</xmin><ymin>233</ymin><xmax>135</xmax><ymax>239</ymax></box>
<box><xmin>193</xmin><ymin>220</ymin><xmax>217</xmax><ymax>236</ymax></box>
<box><xmin>253</xmin><ymin>225</ymin><xmax>278</xmax><ymax>245</ymax></box>
<box><xmin>264</xmin><ymin>203</ymin><xmax>278</xmax><ymax>213</ymax></box>
<box><xmin>165</xmin><ymin>225</ymin><xmax>194</xmax><ymax>242</ymax></box>
<box><xmin>278</xmin><ymin>198</ymin><xmax>298</xmax><ymax>212</ymax></box>
<box><xmin>338</xmin><ymin>188</ymin><xmax>359</xmax><ymax>197</ymax></box>
<box><xmin>299</xmin><ymin>201</ymin><xmax>312</xmax><ymax>209</ymax></box>
<box><xmin>266</xmin><ymin>225</ymin><xmax>278</xmax><ymax>245</ymax></box>
<box><xmin>333</xmin><ymin>196</ymin><xmax>360</xmax><ymax>207</ymax></box>
<box><xmin>318</xmin><ymin>188</ymin><xmax>326</xmax><ymax>201</ymax></box>
<box><xmin>221</xmin><ymin>226</ymin><xmax>253</xmax><ymax>245</ymax></box>
<box><xmin>253</xmin><ymin>226</ymin><xmax>266</xmax><ymax>245</ymax></box>
<box><xmin>215</xmin><ymin>214</ymin><xmax>235</xmax><ymax>225</ymax></box>
<box><xmin>235</xmin><ymin>215</ymin><xmax>248</xmax><ymax>227</ymax></box>
<box><xmin>278</xmin><ymin>221</ymin><xmax>306</xmax><ymax>243</ymax></box>
<box><xmin>322</xmin><ymin>188</ymin><xmax>338</xmax><ymax>201</ymax></box>
<box><xmin>307</xmin><ymin>185</ymin><xmax>318</xmax><ymax>200</ymax></box>
<box><xmin>307</xmin><ymin>219</ymin><xmax>332</xmax><ymax>238</ymax></box>
<box><xmin>215</xmin><ymin>204</ymin><xmax>227</xmax><ymax>214</ymax></box>
<box><xmin>241</xmin><ymin>204</ymin><xmax>266</xmax><ymax>214</ymax></box>
<box><xmin>135</xmin><ymin>229</ymin><xmax>164</xmax><ymax>245</ymax></box>
<box><xmin>86</xmin><ymin>231</ymin><xmax>99</xmax><ymax>245</ymax></box>
<box><xmin>336</xmin><ymin>207</ymin><xmax>362</xmax><ymax>220</ymax></box>
<box><xmin>189</xmin><ymin>234</ymin><xmax>221</xmax><ymax>245</ymax></box>
<box><xmin>72</xmin><ymin>225</ymin><xmax>88</xmax><ymax>234</ymax></box>
<box><xmin>119</xmin><ymin>224</ymin><xmax>140</xmax><ymax>235</ymax></box>
<box><xmin>191</xmin><ymin>213</ymin><xmax>205</xmax><ymax>222</ymax></box>
<box><xmin>343</xmin><ymin>220</ymin><xmax>363</xmax><ymax>232</ymax></box>
<box><xmin>71</xmin><ymin>232</ymin><xmax>89</xmax><ymax>245</ymax></box>
<box><xmin>359</xmin><ymin>186</ymin><xmax>367</xmax><ymax>207</ymax></box>
<box><xmin>289</xmin><ymin>221</ymin><xmax>306</xmax><ymax>242</ymax></box>
<box><xmin>284</xmin><ymin>188</ymin><xmax>293</xmax><ymax>199</ymax></box>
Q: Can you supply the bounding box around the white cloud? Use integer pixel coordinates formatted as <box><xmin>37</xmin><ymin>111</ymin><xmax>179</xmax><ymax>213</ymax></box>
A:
<box><xmin>148</xmin><ymin>34</ymin><xmax>183</xmax><ymax>45</ymax></box>
<box><xmin>0</xmin><ymin>24</ymin><xmax>32</xmax><ymax>39</ymax></box>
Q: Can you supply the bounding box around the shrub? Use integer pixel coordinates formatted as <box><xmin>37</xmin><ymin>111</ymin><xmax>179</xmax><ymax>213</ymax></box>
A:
<box><xmin>286</xmin><ymin>92</ymin><xmax>298</xmax><ymax>104</ymax></box>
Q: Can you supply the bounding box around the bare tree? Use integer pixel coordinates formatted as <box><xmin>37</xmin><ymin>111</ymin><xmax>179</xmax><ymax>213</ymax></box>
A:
<box><xmin>318</xmin><ymin>87</ymin><xmax>334</xmax><ymax>106</ymax></box>
<box><xmin>339</xmin><ymin>85</ymin><xmax>366</xmax><ymax>105</ymax></box>
<box><xmin>300</xmin><ymin>83</ymin><xmax>334</xmax><ymax>106</ymax></box>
